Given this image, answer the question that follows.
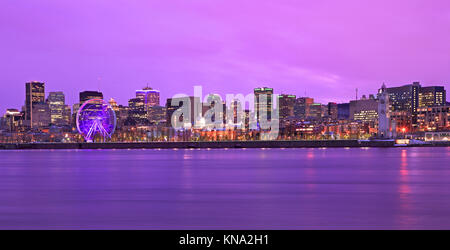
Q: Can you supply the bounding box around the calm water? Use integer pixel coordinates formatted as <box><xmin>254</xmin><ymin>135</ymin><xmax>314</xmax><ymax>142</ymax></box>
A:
<box><xmin>0</xmin><ymin>147</ymin><xmax>449</xmax><ymax>229</ymax></box>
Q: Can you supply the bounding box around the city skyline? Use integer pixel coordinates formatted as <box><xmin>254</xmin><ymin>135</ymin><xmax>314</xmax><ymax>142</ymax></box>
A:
<box><xmin>2</xmin><ymin>0</ymin><xmax>450</xmax><ymax>112</ymax></box>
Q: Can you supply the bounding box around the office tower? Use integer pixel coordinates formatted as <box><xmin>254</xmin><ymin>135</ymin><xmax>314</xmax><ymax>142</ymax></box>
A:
<box><xmin>337</xmin><ymin>103</ymin><xmax>350</xmax><ymax>120</ymax></box>
<box><xmin>25</xmin><ymin>81</ymin><xmax>46</xmax><ymax>128</ymax></box>
<box><xmin>419</xmin><ymin>86</ymin><xmax>446</xmax><ymax>107</ymax></box>
<box><xmin>136</xmin><ymin>87</ymin><xmax>160</xmax><ymax>109</ymax></box>
<box><xmin>148</xmin><ymin>106</ymin><xmax>167</xmax><ymax>124</ymax></box>
<box><xmin>79</xmin><ymin>91</ymin><xmax>103</xmax><ymax>103</ymax></box>
<box><xmin>308</xmin><ymin>103</ymin><xmax>323</xmax><ymax>121</ymax></box>
<box><xmin>166</xmin><ymin>96</ymin><xmax>201</xmax><ymax>128</ymax></box>
<box><xmin>47</xmin><ymin>91</ymin><xmax>68</xmax><ymax>126</ymax></box>
<box><xmin>128</xmin><ymin>97</ymin><xmax>148</xmax><ymax>125</ymax></box>
<box><xmin>62</xmin><ymin>105</ymin><xmax>71</xmax><ymax>126</ymax></box>
<box><xmin>383</xmin><ymin>82</ymin><xmax>420</xmax><ymax>114</ymax></box>
<box><xmin>349</xmin><ymin>94</ymin><xmax>378</xmax><ymax>122</ymax></box>
<box><xmin>327</xmin><ymin>102</ymin><xmax>338</xmax><ymax>120</ymax></box>
<box><xmin>30</xmin><ymin>103</ymin><xmax>51</xmax><ymax>128</ymax></box>
<box><xmin>294</xmin><ymin>97</ymin><xmax>314</xmax><ymax>120</ymax></box>
<box><xmin>254</xmin><ymin>87</ymin><xmax>273</xmax><ymax>123</ymax></box>
<box><xmin>278</xmin><ymin>94</ymin><xmax>296</xmax><ymax>121</ymax></box>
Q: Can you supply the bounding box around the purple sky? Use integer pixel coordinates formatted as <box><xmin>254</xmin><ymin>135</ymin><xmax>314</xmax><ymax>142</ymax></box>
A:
<box><xmin>1</xmin><ymin>0</ymin><xmax>449</xmax><ymax>112</ymax></box>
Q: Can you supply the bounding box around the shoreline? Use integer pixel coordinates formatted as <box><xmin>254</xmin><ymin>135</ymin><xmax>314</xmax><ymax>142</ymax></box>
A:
<box><xmin>0</xmin><ymin>140</ymin><xmax>448</xmax><ymax>150</ymax></box>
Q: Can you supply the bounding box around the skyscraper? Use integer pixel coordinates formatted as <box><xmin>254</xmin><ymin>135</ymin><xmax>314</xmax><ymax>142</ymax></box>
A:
<box><xmin>25</xmin><ymin>81</ymin><xmax>50</xmax><ymax>129</ymax></box>
<box><xmin>254</xmin><ymin>87</ymin><xmax>273</xmax><ymax>123</ymax></box>
<box><xmin>278</xmin><ymin>94</ymin><xmax>296</xmax><ymax>121</ymax></box>
<box><xmin>136</xmin><ymin>87</ymin><xmax>160</xmax><ymax>109</ymax></box>
<box><xmin>47</xmin><ymin>91</ymin><xmax>69</xmax><ymax>126</ymax></box>
<box><xmin>294</xmin><ymin>97</ymin><xmax>314</xmax><ymax>120</ymax></box>
<box><xmin>327</xmin><ymin>102</ymin><xmax>338</xmax><ymax>120</ymax></box>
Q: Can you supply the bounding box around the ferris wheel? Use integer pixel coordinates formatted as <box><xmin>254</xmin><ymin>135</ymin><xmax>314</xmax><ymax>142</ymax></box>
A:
<box><xmin>76</xmin><ymin>99</ymin><xmax>116</xmax><ymax>142</ymax></box>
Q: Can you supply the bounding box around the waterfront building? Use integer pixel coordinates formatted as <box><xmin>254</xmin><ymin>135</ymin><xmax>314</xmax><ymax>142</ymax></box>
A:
<box><xmin>384</xmin><ymin>82</ymin><xmax>420</xmax><ymax>114</ymax></box>
<box><xmin>419</xmin><ymin>86</ymin><xmax>446</xmax><ymax>108</ymax></box>
<box><xmin>308</xmin><ymin>103</ymin><xmax>323</xmax><ymax>121</ymax></box>
<box><xmin>378</xmin><ymin>83</ymin><xmax>391</xmax><ymax>138</ymax></box>
<box><xmin>294</xmin><ymin>97</ymin><xmax>314</xmax><ymax>120</ymax></box>
<box><xmin>24</xmin><ymin>81</ymin><xmax>46</xmax><ymax>128</ymax></box>
<box><xmin>2</xmin><ymin>109</ymin><xmax>23</xmax><ymax>132</ymax></box>
<box><xmin>337</xmin><ymin>103</ymin><xmax>350</xmax><ymax>120</ymax></box>
<box><xmin>148</xmin><ymin>105</ymin><xmax>166</xmax><ymax>124</ymax></box>
<box><xmin>166</xmin><ymin>96</ymin><xmax>201</xmax><ymax>128</ymax></box>
<box><xmin>327</xmin><ymin>102</ymin><xmax>338</xmax><ymax>121</ymax></box>
<box><xmin>254</xmin><ymin>87</ymin><xmax>273</xmax><ymax>123</ymax></box>
<box><xmin>416</xmin><ymin>105</ymin><xmax>450</xmax><ymax>131</ymax></box>
<box><xmin>278</xmin><ymin>94</ymin><xmax>296</xmax><ymax>126</ymax></box>
<box><xmin>349</xmin><ymin>95</ymin><xmax>378</xmax><ymax>122</ymax></box>
<box><xmin>47</xmin><ymin>91</ymin><xmax>70</xmax><ymax>126</ymax></box>
<box><xmin>128</xmin><ymin>97</ymin><xmax>148</xmax><ymax>125</ymax></box>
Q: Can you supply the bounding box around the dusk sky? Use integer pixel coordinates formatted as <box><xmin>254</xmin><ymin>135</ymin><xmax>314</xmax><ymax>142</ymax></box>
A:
<box><xmin>1</xmin><ymin>0</ymin><xmax>450</xmax><ymax>112</ymax></box>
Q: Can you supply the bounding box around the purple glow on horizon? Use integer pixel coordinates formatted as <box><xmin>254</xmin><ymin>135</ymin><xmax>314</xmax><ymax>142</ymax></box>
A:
<box><xmin>1</xmin><ymin>0</ymin><xmax>449</xmax><ymax>112</ymax></box>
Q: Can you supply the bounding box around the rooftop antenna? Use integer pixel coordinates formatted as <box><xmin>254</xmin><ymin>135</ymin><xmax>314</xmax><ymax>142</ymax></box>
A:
<box><xmin>355</xmin><ymin>88</ymin><xmax>358</xmax><ymax>100</ymax></box>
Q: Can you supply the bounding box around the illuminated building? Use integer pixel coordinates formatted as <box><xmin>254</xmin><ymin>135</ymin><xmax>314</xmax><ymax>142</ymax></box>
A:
<box><xmin>2</xmin><ymin>109</ymin><xmax>23</xmax><ymax>132</ymax></box>
<box><xmin>278</xmin><ymin>94</ymin><xmax>296</xmax><ymax>122</ymax></box>
<box><xmin>384</xmin><ymin>82</ymin><xmax>420</xmax><ymax>114</ymax></box>
<box><xmin>416</xmin><ymin>105</ymin><xmax>450</xmax><ymax>131</ymax></box>
<box><xmin>108</xmin><ymin>98</ymin><xmax>119</xmax><ymax>111</ymax></box>
<box><xmin>148</xmin><ymin>105</ymin><xmax>166</xmax><ymax>124</ymax></box>
<box><xmin>308</xmin><ymin>103</ymin><xmax>323</xmax><ymax>121</ymax></box>
<box><xmin>349</xmin><ymin>95</ymin><xmax>378</xmax><ymax>122</ymax></box>
<box><xmin>128</xmin><ymin>97</ymin><xmax>148</xmax><ymax>125</ymax></box>
<box><xmin>25</xmin><ymin>81</ymin><xmax>46</xmax><ymax>128</ymax></box>
<box><xmin>79</xmin><ymin>91</ymin><xmax>103</xmax><ymax>103</ymax></box>
<box><xmin>294</xmin><ymin>97</ymin><xmax>314</xmax><ymax>120</ymax></box>
<box><xmin>136</xmin><ymin>87</ymin><xmax>160</xmax><ymax>109</ymax></box>
<box><xmin>254</xmin><ymin>87</ymin><xmax>273</xmax><ymax>123</ymax></box>
<box><xmin>419</xmin><ymin>86</ymin><xmax>446</xmax><ymax>107</ymax></box>
<box><xmin>47</xmin><ymin>92</ymin><xmax>70</xmax><ymax>126</ymax></box>
<box><xmin>166</xmin><ymin>96</ymin><xmax>201</xmax><ymax>128</ymax></box>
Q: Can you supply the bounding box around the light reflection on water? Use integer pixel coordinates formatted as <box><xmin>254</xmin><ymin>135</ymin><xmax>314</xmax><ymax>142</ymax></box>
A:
<box><xmin>0</xmin><ymin>147</ymin><xmax>449</xmax><ymax>229</ymax></box>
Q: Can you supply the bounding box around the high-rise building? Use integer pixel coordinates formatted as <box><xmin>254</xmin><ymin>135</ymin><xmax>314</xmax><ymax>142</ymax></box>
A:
<box><xmin>79</xmin><ymin>91</ymin><xmax>103</xmax><ymax>103</ymax></box>
<box><xmin>384</xmin><ymin>82</ymin><xmax>420</xmax><ymax>114</ymax></box>
<box><xmin>308</xmin><ymin>103</ymin><xmax>323</xmax><ymax>121</ymax></box>
<box><xmin>148</xmin><ymin>106</ymin><xmax>166</xmax><ymax>124</ymax></box>
<box><xmin>254</xmin><ymin>87</ymin><xmax>273</xmax><ymax>123</ymax></box>
<box><xmin>47</xmin><ymin>91</ymin><xmax>69</xmax><ymax>126</ymax></box>
<box><xmin>108</xmin><ymin>98</ymin><xmax>119</xmax><ymax>111</ymax></box>
<box><xmin>166</xmin><ymin>96</ymin><xmax>201</xmax><ymax>128</ymax></box>
<box><xmin>294</xmin><ymin>97</ymin><xmax>314</xmax><ymax>120</ymax></box>
<box><xmin>278</xmin><ymin>94</ymin><xmax>296</xmax><ymax>121</ymax></box>
<box><xmin>327</xmin><ymin>102</ymin><xmax>338</xmax><ymax>120</ymax></box>
<box><xmin>136</xmin><ymin>87</ymin><xmax>160</xmax><ymax>109</ymax></box>
<box><xmin>128</xmin><ymin>97</ymin><xmax>148</xmax><ymax>125</ymax></box>
<box><xmin>25</xmin><ymin>81</ymin><xmax>46</xmax><ymax>128</ymax></box>
<box><xmin>349</xmin><ymin>95</ymin><xmax>378</xmax><ymax>122</ymax></box>
<box><xmin>337</xmin><ymin>103</ymin><xmax>350</xmax><ymax>120</ymax></box>
<box><xmin>419</xmin><ymin>86</ymin><xmax>446</xmax><ymax>108</ymax></box>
